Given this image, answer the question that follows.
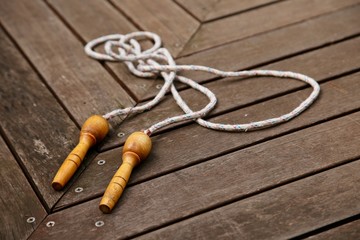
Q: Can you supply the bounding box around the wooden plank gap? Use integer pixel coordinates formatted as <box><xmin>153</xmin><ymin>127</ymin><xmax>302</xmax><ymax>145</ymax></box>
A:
<box><xmin>107</xmin><ymin>0</ymin><xmax>145</xmax><ymax>32</ymax></box>
<box><xmin>292</xmin><ymin>214</ymin><xmax>360</xmax><ymax>239</ymax></box>
<box><xmin>0</xmin><ymin>125</ymin><xmax>51</xmax><ymax>213</ymax></box>
<box><xmin>172</xmin><ymin>0</ymin><xmax>204</xmax><ymax>22</ymax></box>
<box><xmin>203</xmin><ymin>0</ymin><xmax>287</xmax><ymax>23</ymax></box>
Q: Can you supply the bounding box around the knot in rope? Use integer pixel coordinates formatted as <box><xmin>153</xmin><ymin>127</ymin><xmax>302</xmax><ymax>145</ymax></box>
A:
<box><xmin>85</xmin><ymin>31</ymin><xmax>320</xmax><ymax>136</ymax></box>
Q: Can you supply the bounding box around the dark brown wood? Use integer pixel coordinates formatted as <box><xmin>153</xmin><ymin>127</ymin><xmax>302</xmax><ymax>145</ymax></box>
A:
<box><xmin>307</xmin><ymin>219</ymin><xmax>360</xmax><ymax>239</ymax></box>
<box><xmin>0</xmin><ymin>28</ymin><xmax>80</xmax><ymax>208</ymax></box>
<box><xmin>100</xmin><ymin>36</ymin><xmax>360</xmax><ymax>150</ymax></box>
<box><xmin>138</xmin><ymin>160</ymin><xmax>360</xmax><ymax>239</ymax></box>
<box><xmin>176</xmin><ymin>0</ymin><xmax>279</xmax><ymax>22</ymax></box>
<box><xmin>0</xmin><ymin>135</ymin><xmax>47</xmax><ymax>240</ymax></box>
<box><xmin>180</xmin><ymin>0</ymin><xmax>359</xmax><ymax>55</ymax></box>
<box><xmin>2</xmin><ymin>1</ymin><xmax>360</xmax><ymax>239</ymax></box>
<box><xmin>178</xmin><ymin>5</ymin><xmax>360</xmax><ymax>81</ymax></box>
<box><xmin>47</xmin><ymin>2</ymin><xmax>360</xmax><ymax>102</ymax></box>
<box><xmin>0</xmin><ymin>0</ymin><xmax>135</xmax><ymax>125</ymax></box>
<box><xmin>111</xmin><ymin>0</ymin><xmax>200</xmax><ymax>57</ymax></box>
<box><xmin>30</xmin><ymin>112</ymin><xmax>360</xmax><ymax>239</ymax></box>
<box><xmin>56</xmin><ymin>70</ymin><xmax>360</xmax><ymax>209</ymax></box>
<box><xmin>48</xmin><ymin>0</ymin><xmax>182</xmax><ymax>102</ymax></box>
<box><xmin>47</xmin><ymin>0</ymin><xmax>148</xmax><ymax>102</ymax></box>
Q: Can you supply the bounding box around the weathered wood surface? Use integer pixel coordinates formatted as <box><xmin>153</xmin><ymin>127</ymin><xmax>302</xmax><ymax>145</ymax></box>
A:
<box><xmin>0</xmin><ymin>0</ymin><xmax>135</xmax><ymax>125</ymax></box>
<box><xmin>111</xmin><ymin>0</ymin><xmax>200</xmax><ymax>57</ymax></box>
<box><xmin>48</xmin><ymin>1</ymin><xmax>360</xmax><ymax>102</ymax></box>
<box><xmin>56</xmin><ymin>71</ymin><xmax>360</xmax><ymax>208</ymax></box>
<box><xmin>30</xmin><ymin>112</ymin><xmax>360</xmax><ymax>239</ymax></box>
<box><xmin>180</xmin><ymin>0</ymin><xmax>360</xmax><ymax>55</ymax></box>
<box><xmin>139</xmin><ymin>160</ymin><xmax>360</xmax><ymax>240</ymax></box>
<box><xmin>99</xmin><ymin>36</ymin><xmax>360</xmax><ymax>151</ymax></box>
<box><xmin>1</xmin><ymin>1</ymin><xmax>359</xmax><ymax>239</ymax></box>
<box><xmin>178</xmin><ymin>5</ymin><xmax>360</xmax><ymax>82</ymax></box>
<box><xmin>307</xmin><ymin>219</ymin><xmax>360</xmax><ymax>240</ymax></box>
<box><xmin>0</xmin><ymin>27</ymin><xmax>80</xmax><ymax>209</ymax></box>
<box><xmin>0</xmin><ymin>136</ymin><xmax>47</xmax><ymax>240</ymax></box>
<box><xmin>176</xmin><ymin>0</ymin><xmax>279</xmax><ymax>22</ymax></box>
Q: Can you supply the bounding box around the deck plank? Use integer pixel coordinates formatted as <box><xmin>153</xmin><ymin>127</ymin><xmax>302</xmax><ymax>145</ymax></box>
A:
<box><xmin>178</xmin><ymin>5</ymin><xmax>360</xmax><ymax>81</ymax></box>
<box><xmin>307</xmin><ymin>219</ymin><xmax>360</xmax><ymax>239</ymax></box>
<box><xmin>99</xmin><ymin>36</ymin><xmax>360</xmax><ymax>151</ymax></box>
<box><xmin>139</xmin><ymin>160</ymin><xmax>360</xmax><ymax>239</ymax></box>
<box><xmin>0</xmin><ymin>27</ymin><xmax>81</xmax><ymax>208</ymax></box>
<box><xmin>0</xmin><ymin>0</ymin><xmax>135</xmax><ymax>124</ymax></box>
<box><xmin>111</xmin><ymin>0</ymin><xmax>200</xmax><ymax>57</ymax></box>
<box><xmin>30</xmin><ymin>111</ymin><xmax>360</xmax><ymax>239</ymax></box>
<box><xmin>56</xmin><ymin>69</ymin><xmax>360</xmax><ymax>208</ymax></box>
<box><xmin>0</xmin><ymin>136</ymin><xmax>47</xmax><ymax>240</ymax></box>
<box><xmin>176</xmin><ymin>0</ymin><xmax>279</xmax><ymax>22</ymax></box>
<box><xmin>180</xmin><ymin>0</ymin><xmax>359</xmax><ymax>55</ymax></box>
<box><xmin>47</xmin><ymin>3</ymin><xmax>360</xmax><ymax>102</ymax></box>
<box><xmin>47</xmin><ymin>0</ymin><xmax>148</xmax><ymax>102</ymax></box>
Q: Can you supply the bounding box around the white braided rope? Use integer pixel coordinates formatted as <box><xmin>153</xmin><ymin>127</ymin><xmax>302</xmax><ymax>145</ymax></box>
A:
<box><xmin>85</xmin><ymin>31</ymin><xmax>320</xmax><ymax>136</ymax></box>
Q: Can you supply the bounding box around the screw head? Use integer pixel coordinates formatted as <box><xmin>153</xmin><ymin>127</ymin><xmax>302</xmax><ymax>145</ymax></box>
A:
<box><xmin>97</xmin><ymin>159</ymin><xmax>106</xmax><ymax>165</ymax></box>
<box><xmin>95</xmin><ymin>221</ymin><xmax>105</xmax><ymax>227</ymax></box>
<box><xmin>27</xmin><ymin>217</ymin><xmax>35</xmax><ymax>223</ymax></box>
<box><xmin>75</xmin><ymin>187</ymin><xmax>83</xmax><ymax>193</ymax></box>
<box><xmin>117</xmin><ymin>132</ymin><xmax>125</xmax><ymax>138</ymax></box>
<box><xmin>46</xmin><ymin>221</ymin><xmax>55</xmax><ymax>227</ymax></box>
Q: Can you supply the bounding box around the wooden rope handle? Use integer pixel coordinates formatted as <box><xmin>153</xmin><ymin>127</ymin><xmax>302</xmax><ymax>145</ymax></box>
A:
<box><xmin>52</xmin><ymin>115</ymin><xmax>109</xmax><ymax>191</ymax></box>
<box><xmin>99</xmin><ymin>131</ymin><xmax>152</xmax><ymax>213</ymax></box>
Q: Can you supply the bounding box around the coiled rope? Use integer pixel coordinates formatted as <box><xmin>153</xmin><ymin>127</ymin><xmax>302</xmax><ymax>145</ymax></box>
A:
<box><xmin>85</xmin><ymin>31</ymin><xmax>320</xmax><ymax>136</ymax></box>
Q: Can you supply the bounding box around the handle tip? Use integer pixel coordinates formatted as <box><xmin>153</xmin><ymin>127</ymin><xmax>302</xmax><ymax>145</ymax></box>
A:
<box><xmin>52</xmin><ymin>181</ymin><xmax>64</xmax><ymax>191</ymax></box>
<box><xmin>99</xmin><ymin>197</ymin><xmax>115</xmax><ymax>214</ymax></box>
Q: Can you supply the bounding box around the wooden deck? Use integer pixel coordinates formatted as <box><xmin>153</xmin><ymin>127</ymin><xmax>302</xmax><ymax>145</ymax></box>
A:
<box><xmin>1</xmin><ymin>0</ymin><xmax>360</xmax><ymax>239</ymax></box>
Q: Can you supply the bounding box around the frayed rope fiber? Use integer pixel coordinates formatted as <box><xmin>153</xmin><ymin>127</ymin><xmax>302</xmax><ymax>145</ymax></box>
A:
<box><xmin>85</xmin><ymin>31</ymin><xmax>320</xmax><ymax>136</ymax></box>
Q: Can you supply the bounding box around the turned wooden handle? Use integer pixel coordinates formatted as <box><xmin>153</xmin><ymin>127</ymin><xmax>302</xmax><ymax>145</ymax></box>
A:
<box><xmin>99</xmin><ymin>131</ymin><xmax>152</xmax><ymax>213</ymax></box>
<box><xmin>52</xmin><ymin>115</ymin><xmax>109</xmax><ymax>191</ymax></box>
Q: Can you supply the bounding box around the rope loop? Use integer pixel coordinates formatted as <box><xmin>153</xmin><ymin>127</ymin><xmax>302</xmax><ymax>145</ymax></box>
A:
<box><xmin>85</xmin><ymin>31</ymin><xmax>320</xmax><ymax>136</ymax></box>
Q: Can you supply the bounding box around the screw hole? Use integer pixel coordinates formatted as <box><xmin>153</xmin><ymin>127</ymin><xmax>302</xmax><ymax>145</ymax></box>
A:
<box><xmin>156</xmin><ymin>84</ymin><xmax>162</xmax><ymax>89</ymax></box>
<box><xmin>75</xmin><ymin>187</ymin><xmax>83</xmax><ymax>193</ymax></box>
<box><xmin>97</xmin><ymin>159</ymin><xmax>106</xmax><ymax>165</ymax></box>
<box><xmin>117</xmin><ymin>132</ymin><xmax>125</xmax><ymax>138</ymax></box>
<box><xmin>46</xmin><ymin>221</ymin><xmax>55</xmax><ymax>227</ymax></box>
<box><xmin>95</xmin><ymin>221</ymin><xmax>105</xmax><ymax>227</ymax></box>
<box><xmin>27</xmin><ymin>217</ymin><xmax>35</xmax><ymax>223</ymax></box>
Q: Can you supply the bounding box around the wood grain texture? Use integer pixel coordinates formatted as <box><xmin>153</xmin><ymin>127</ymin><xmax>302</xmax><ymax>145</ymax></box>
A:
<box><xmin>49</xmin><ymin>0</ymin><xmax>184</xmax><ymax>102</ymax></box>
<box><xmin>176</xmin><ymin>0</ymin><xmax>279</xmax><ymax>21</ymax></box>
<box><xmin>178</xmin><ymin>5</ymin><xmax>360</xmax><ymax>81</ymax></box>
<box><xmin>0</xmin><ymin>27</ymin><xmax>80</xmax><ymax>208</ymax></box>
<box><xmin>139</xmin><ymin>160</ymin><xmax>360</xmax><ymax>239</ymax></box>
<box><xmin>56</xmin><ymin>69</ymin><xmax>360</xmax><ymax>208</ymax></box>
<box><xmin>30</xmin><ymin>111</ymin><xmax>360</xmax><ymax>239</ymax></box>
<box><xmin>112</xmin><ymin>0</ymin><xmax>200</xmax><ymax>57</ymax></box>
<box><xmin>47</xmin><ymin>2</ymin><xmax>360</xmax><ymax>102</ymax></box>
<box><xmin>0</xmin><ymin>0</ymin><xmax>135</xmax><ymax>125</ymax></box>
<box><xmin>0</xmin><ymin>136</ymin><xmax>47</xmax><ymax>240</ymax></box>
<box><xmin>307</xmin><ymin>219</ymin><xmax>360</xmax><ymax>240</ymax></box>
<box><xmin>175</xmin><ymin>0</ymin><xmax>218</xmax><ymax>21</ymax></box>
<box><xmin>48</xmin><ymin>0</ymin><xmax>152</xmax><ymax>103</ymax></box>
<box><xmin>99</xmin><ymin>36</ymin><xmax>360</xmax><ymax>151</ymax></box>
<box><xmin>180</xmin><ymin>0</ymin><xmax>360</xmax><ymax>56</ymax></box>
